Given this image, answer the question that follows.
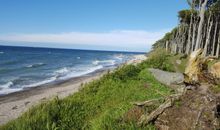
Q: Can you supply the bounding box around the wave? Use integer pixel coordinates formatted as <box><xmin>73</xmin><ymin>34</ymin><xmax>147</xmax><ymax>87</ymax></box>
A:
<box><xmin>0</xmin><ymin>88</ymin><xmax>23</xmax><ymax>95</ymax></box>
<box><xmin>0</xmin><ymin>81</ymin><xmax>13</xmax><ymax>89</ymax></box>
<box><xmin>55</xmin><ymin>67</ymin><xmax>69</xmax><ymax>74</ymax></box>
<box><xmin>0</xmin><ymin>63</ymin><xmax>105</xmax><ymax>95</ymax></box>
<box><xmin>26</xmin><ymin>63</ymin><xmax>46</xmax><ymax>68</ymax></box>
<box><xmin>114</xmin><ymin>54</ymin><xmax>124</xmax><ymax>60</ymax></box>
<box><xmin>59</xmin><ymin>65</ymin><xmax>103</xmax><ymax>80</ymax></box>
<box><xmin>92</xmin><ymin>60</ymin><xmax>116</xmax><ymax>66</ymax></box>
<box><xmin>23</xmin><ymin>77</ymin><xmax>57</xmax><ymax>88</ymax></box>
<box><xmin>0</xmin><ymin>81</ymin><xmax>23</xmax><ymax>95</ymax></box>
<box><xmin>0</xmin><ymin>51</ymin><xmax>4</xmax><ymax>54</ymax></box>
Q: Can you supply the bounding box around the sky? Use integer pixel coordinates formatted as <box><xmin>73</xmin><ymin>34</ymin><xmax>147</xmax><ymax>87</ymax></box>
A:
<box><xmin>0</xmin><ymin>0</ymin><xmax>189</xmax><ymax>52</ymax></box>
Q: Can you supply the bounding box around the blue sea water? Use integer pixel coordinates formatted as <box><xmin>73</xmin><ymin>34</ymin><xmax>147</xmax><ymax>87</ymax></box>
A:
<box><xmin>0</xmin><ymin>45</ymin><xmax>142</xmax><ymax>95</ymax></box>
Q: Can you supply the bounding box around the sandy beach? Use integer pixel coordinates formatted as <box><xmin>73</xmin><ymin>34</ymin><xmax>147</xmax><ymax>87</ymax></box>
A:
<box><xmin>127</xmin><ymin>54</ymin><xmax>147</xmax><ymax>65</ymax></box>
<box><xmin>0</xmin><ymin>54</ymin><xmax>147</xmax><ymax>125</ymax></box>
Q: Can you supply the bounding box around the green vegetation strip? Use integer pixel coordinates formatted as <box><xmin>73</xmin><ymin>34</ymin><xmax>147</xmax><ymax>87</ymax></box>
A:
<box><xmin>1</xmin><ymin>51</ymin><xmax>174</xmax><ymax>130</ymax></box>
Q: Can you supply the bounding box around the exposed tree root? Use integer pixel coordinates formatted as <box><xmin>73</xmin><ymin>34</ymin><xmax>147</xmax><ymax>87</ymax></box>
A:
<box><xmin>138</xmin><ymin>98</ymin><xmax>173</xmax><ymax>125</ymax></box>
<box><xmin>136</xmin><ymin>93</ymin><xmax>183</xmax><ymax>126</ymax></box>
<box><xmin>193</xmin><ymin>107</ymin><xmax>204</xmax><ymax>129</ymax></box>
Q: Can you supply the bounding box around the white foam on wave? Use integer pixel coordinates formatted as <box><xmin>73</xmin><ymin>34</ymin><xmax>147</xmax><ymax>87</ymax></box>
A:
<box><xmin>55</xmin><ymin>67</ymin><xmax>69</xmax><ymax>74</ymax></box>
<box><xmin>60</xmin><ymin>65</ymin><xmax>103</xmax><ymax>80</ymax></box>
<box><xmin>114</xmin><ymin>54</ymin><xmax>124</xmax><ymax>60</ymax></box>
<box><xmin>0</xmin><ymin>88</ymin><xmax>23</xmax><ymax>95</ymax></box>
<box><xmin>26</xmin><ymin>63</ymin><xmax>46</xmax><ymax>68</ymax></box>
<box><xmin>92</xmin><ymin>60</ymin><xmax>116</xmax><ymax>66</ymax></box>
<box><xmin>0</xmin><ymin>81</ymin><xmax>13</xmax><ymax>89</ymax></box>
<box><xmin>0</xmin><ymin>81</ymin><xmax>23</xmax><ymax>95</ymax></box>
<box><xmin>23</xmin><ymin>76</ymin><xmax>57</xmax><ymax>88</ymax></box>
<box><xmin>0</xmin><ymin>51</ymin><xmax>4</xmax><ymax>54</ymax></box>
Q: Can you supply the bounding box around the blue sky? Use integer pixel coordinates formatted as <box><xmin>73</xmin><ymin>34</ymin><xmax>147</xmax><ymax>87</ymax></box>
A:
<box><xmin>0</xmin><ymin>0</ymin><xmax>189</xmax><ymax>52</ymax></box>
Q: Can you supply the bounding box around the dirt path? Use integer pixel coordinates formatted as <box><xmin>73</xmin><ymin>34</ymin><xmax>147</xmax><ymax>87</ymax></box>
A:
<box><xmin>155</xmin><ymin>85</ymin><xmax>219</xmax><ymax>130</ymax></box>
<box><xmin>149</xmin><ymin>68</ymin><xmax>220</xmax><ymax>130</ymax></box>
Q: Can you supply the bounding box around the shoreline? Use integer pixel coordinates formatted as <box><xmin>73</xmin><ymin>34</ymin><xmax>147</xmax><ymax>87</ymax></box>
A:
<box><xmin>0</xmin><ymin>71</ymin><xmax>107</xmax><ymax>125</ymax></box>
<box><xmin>0</xmin><ymin>54</ymin><xmax>147</xmax><ymax>125</ymax></box>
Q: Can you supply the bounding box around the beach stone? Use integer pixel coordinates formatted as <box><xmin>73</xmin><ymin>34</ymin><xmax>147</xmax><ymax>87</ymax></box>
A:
<box><xmin>148</xmin><ymin>68</ymin><xmax>184</xmax><ymax>86</ymax></box>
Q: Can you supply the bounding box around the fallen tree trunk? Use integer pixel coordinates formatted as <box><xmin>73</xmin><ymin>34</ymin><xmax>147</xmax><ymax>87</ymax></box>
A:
<box><xmin>137</xmin><ymin>93</ymin><xmax>183</xmax><ymax>126</ymax></box>
<box><xmin>138</xmin><ymin>99</ymin><xmax>173</xmax><ymax>126</ymax></box>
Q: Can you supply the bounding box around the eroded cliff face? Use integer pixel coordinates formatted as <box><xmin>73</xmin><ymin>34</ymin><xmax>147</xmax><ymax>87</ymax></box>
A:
<box><xmin>154</xmin><ymin>0</ymin><xmax>220</xmax><ymax>57</ymax></box>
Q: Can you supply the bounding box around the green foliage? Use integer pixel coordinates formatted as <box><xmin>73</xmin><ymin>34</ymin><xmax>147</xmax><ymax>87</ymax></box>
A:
<box><xmin>0</xmin><ymin>62</ymin><xmax>171</xmax><ymax>130</ymax></box>
<box><xmin>210</xmin><ymin>85</ymin><xmax>220</xmax><ymax>94</ymax></box>
<box><xmin>139</xmin><ymin>48</ymin><xmax>175</xmax><ymax>72</ymax></box>
<box><xmin>152</xmin><ymin>27</ymin><xmax>177</xmax><ymax>50</ymax></box>
<box><xmin>178</xmin><ymin>9</ymin><xmax>192</xmax><ymax>24</ymax></box>
<box><xmin>112</xmin><ymin>65</ymin><xmax>141</xmax><ymax>81</ymax></box>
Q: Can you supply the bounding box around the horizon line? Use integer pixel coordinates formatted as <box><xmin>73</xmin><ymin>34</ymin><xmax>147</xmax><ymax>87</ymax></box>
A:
<box><xmin>0</xmin><ymin>44</ymin><xmax>147</xmax><ymax>54</ymax></box>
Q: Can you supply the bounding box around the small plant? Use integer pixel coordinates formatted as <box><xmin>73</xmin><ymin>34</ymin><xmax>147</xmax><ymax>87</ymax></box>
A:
<box><xmin>210</xmin><ymin>85</ymin><xmax>220</xmax><ymax>94</ymax></box>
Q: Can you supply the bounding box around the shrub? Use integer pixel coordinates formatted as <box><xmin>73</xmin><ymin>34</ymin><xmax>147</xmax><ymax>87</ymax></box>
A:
<box><xmin>138</xmin><ymin>48</ymin><xmax>174</xmax><ymax>71</ymax></box>
<box><xmin>112</xmin><ymin>65</ymin><xmax>141</xmax><ymax>81</ymax></box>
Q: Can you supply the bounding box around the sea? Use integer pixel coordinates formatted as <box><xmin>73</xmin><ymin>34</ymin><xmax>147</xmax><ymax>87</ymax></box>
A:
<box><xmin>0</xmin><ymin>45</ymin><xmax>143</xmax><ymax>95</ymax></box>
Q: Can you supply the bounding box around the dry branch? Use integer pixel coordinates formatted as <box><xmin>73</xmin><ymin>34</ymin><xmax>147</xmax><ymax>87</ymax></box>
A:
<box><xmin>137</xmin><ymin>93</ymin><xmax>183</xmax><ymax>126</ymax></box>
<box><xmin>133</xmin><ymin>98</ymin><xmax>163</xmax><ymax>107</ymax></box>
<box><xmin>138</xmin><ymin>99</ymin><xmax>173</xmax><ymax>125</ymax></box>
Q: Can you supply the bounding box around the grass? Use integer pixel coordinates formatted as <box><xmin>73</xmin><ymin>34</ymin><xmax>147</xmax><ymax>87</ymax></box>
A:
<box><xmin>141</xmin><ymin>48</ymin><xmax>188</xmax><ymax>73</ymax></box>
<box><xmin>169</xmin><ymin>54</ymin><xmax>188</xmax><ymax>73</ymax></box>
<box><xmin>144</xmin><ymin>48</ymin><xmax>175</xmax><ymax>72</ymax></box>
<box><xmin>0</xmin><ymin>49</ymin><xmax>174</xmax><ymax>130</ymax></box>
<box><xmin>210</xmin><ymin>85</ymin><xmax>220</xmax><ymax>94</ymax></box>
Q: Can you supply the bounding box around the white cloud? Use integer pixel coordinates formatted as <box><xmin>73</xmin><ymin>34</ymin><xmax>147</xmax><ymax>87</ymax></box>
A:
<box><xmin>0</xmin><ymin>30</ymin><xmax>169</xmax><ymax>51</ymax></box>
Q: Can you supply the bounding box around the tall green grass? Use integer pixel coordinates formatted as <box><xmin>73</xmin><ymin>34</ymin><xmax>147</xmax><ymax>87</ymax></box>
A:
<box><xmin>141</xmin><ymin>48</ymin><xmax>175</xmax><ymax>72</ymax></box>
<box><xmin>1</xmin><ymin>52</ymin><xmax>173</xmax><ymax>130</ymax></box>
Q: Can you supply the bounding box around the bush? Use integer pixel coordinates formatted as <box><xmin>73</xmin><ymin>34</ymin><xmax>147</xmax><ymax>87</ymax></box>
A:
<box><xmin>112</xmin><ymin>65</ymin><xmax>141</xmax><ymax>81</ymax></box>
<box><xmin>138</xmin><ymin>48</ymin><xmax>174</xmax><ymax>72</ymax></box>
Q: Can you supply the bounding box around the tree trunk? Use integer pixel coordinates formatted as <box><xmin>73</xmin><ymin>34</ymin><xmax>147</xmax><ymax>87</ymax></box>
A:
<box><xmin>212</xmin><ymin>21</ymin><xmax>218</xmax><ymax>56</ymax></box>
<box><xmin>212</xmin><ymin>20</ymin><xmax>218</xmax><ymax>56</ymax></box>
<box><xmin>203</xmin><ymin>15</ymin><xmax>213</xmax><ymax>56</ymax></box>
<box><xmin>191</xmin><ymin>20</ymin><xmax>197</xmax><ymax>52</ymax></box>
<box><xmin>195</xmin><ymin>0</ymin><xmax>209</xmax><ymax>50</ymax></box>
<box><xmin>201</xmin><ymin>22</ymin><xmax>207</xmax><ymax>48</ymax></box>
<box><xmin>216</xmin><ymin>32</ymin><xmax>220</xmax><ymax>57</ymax></box>
<box><xmin>166</xmin><ymin>41</ymin><xmax>169</xmax><ymax>51</ymax></box>
<box><xmin>186</xmin><ymin>13</ymin><xmax>193</xmax><ymax>54</ymax></box>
